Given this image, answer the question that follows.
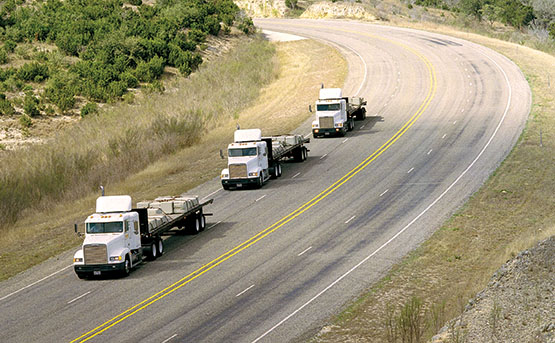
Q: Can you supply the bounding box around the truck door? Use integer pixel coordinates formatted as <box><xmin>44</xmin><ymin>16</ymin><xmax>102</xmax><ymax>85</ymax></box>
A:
<box><xmin>259</xmin><ymin>143</ymin><xmax>268</xmax><ymax>170</ymax></box>
<box><xmin>129</xmin><ymin>220</ymin><xmax>141</xmax><ymax>250</ymax></box>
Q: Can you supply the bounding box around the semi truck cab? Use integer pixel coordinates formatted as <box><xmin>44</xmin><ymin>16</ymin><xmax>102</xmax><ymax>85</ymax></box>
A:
<box><xmin>312</xmin><ymin>88</ymin><xmax>350</xmax><ymax>137</ymax></box>
<box><xmin>73</xmin><ymin>196</ymin><xmax>142</xmax><ymax>278</ymax></box>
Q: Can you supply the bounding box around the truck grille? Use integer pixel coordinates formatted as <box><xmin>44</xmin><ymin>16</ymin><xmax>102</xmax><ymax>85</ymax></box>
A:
<box><xmin>229</xmin><ymin>164</ymin><xmax>247</xmax><ymax>178</ymax></box>
<box><xmin>319</xmin><ymin>117</ymin><xmax>334</xmax><ymax>129</ymax></box>
<box><xmin>84</xmin><ymin>244</ymin><xmax>107</xmax><ymax>264</ymax></box>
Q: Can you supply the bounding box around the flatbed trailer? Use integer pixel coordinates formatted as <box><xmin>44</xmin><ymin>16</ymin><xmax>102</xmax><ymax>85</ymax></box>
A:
<box><xmin>73</xmin><ymin>195</ymin><xmax>213</xmax><ymax>278</ymax></box>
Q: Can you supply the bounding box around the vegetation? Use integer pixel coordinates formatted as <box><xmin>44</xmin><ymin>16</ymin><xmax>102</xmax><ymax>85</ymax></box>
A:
<box><xmin>0</xmin><ymin>0</ymin><xmax>253</xmax><ymax>115</ymax></box>
<box><xmin>0</xmin><ymin>35</ymin><xmax>276</xmax><ymax>231</ymax></box>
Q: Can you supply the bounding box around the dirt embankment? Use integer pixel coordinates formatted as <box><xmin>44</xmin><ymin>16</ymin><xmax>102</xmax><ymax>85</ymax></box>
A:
<box><xmin>433</xmin><ymin>236</ymin><xmax>554</xmax><ymax>343</ymax></box>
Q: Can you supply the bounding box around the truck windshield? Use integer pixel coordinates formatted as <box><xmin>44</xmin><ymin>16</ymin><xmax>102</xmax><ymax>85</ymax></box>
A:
<box><xmin>317</xmin><ymin>103</ymin><xmax>341</xmax><ymax>111</ymax></box>
<box><xmin>229</xmin><ymin>148</ymin><xmax>257</xmax><ymax>157</ymax></box>
<box><xmin>86</xmin><ymin>222</ymin><xmax>123</xmax><ymax>234</ymax></box>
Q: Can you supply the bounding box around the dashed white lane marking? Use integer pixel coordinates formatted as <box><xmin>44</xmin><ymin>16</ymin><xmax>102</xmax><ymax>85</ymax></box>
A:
<box><xmin>461</xmin><ymin>109</ymin><xmax>465</xmax><ymax>112</ymax></box>
<box><xmin>207</xmin><ymin>221</ymin><xmax>221</xmax><ymax>230</ymax></box>
<box><xmin>342</xmin><ymin>138</ymin><xmax>349</xmax><ymax>143</ymax></box>
<box><xmin>251</xmin><ymin>44</ymin><xmax>515</xmax><ymax>343</ymax></box>
<box><xmin>360</xmin><ymin>124</ymin><xmax>365</xmax><ymax>129</ymax></box>
<box><xmin>380</xmin><ymin>189</ymin><xmax>389</xmax><ymax>197</ymax></box>
<box><xmin>453</xmin><ymin>120</ymin><xmax>457</xmax><ymax>124</ymax></box>
<box><xmin>67</xmin><ymin>291</ymin><xmax>91</xmax><ymax>304</ymax></box>
<box><xmin>407</xmin><ymin>167</ymin><xmax>414</xmax><ymax>174</ymax></box>
<box><xmin>236</xmin><ymin>284</ymin><xmax>255</xmax><ymax>297</ymax></box>
<box><xmin>202</xmin><ymin>188</ymin><xmax>222</xmax><ymax>201</ymax></box>
<box><xmin>345</xmin><ymin>215</ymin><xmax>356</xmax><ymax>224</ymax></box>
<box><xmin>162</xmin><ymin>334</ymin><xmax>178</xmax><ymax>343</ymax></box>
<box><xmin>292</xmin><ymin>172</ymin><xmax>301</xmax><ymax>179</ymax></box>
<box><xmin>0</xmin><ymin>264</ymin><xmax>73</xmax><ymax>302</ymax></box>
<box><xmin>298</xmin><ymin>246</ymin><xmax>312</xmax><ymax>256</ymax></box>
<box><xmin>470</xmin><ymin>83</ymin><xmax>473</xmax><ymax>86</ymax></box>
<box><xmin>427</xmin><ymin>149</ymin><xmax>433</xmax><ymax>155</ymax></box>
<box><xmin>255</xmin><ymin>195</ymin><xmax>267</xmax><ymax>202</ymax></box>
<box><xmin>442</xmin><ymin>134</ymin><xmax>447</xmax><ymax>139</ymax></box>
<box><xmin>320</xmin><ymin>153</ymin><xmax>328</xmax><ymax>160</ymax></box>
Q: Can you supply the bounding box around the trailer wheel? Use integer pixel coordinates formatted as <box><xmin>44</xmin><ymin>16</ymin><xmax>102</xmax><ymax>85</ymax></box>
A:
<box><xmin>157</xmin><ymin>238</ymin><xmax>164</xmax><ymax>256</ymax></box>
<box><xmin>190</xmin><ymin>217</ymin><xmax>201</xmax><ymax>235</ymax></box>
<box><xmin>302</xmin><ymin>147</ymin><xmax>308</xmax><ymax>161</ymax></box>
<box><xmin>148</xmin><ymin>241</ymin><xmax>158</xmax><ymax>260</ymax></box>
<box><xmin>200</xmin><ymin>214</ymin><xmax>206</xmax><ymax>231</ymax></box>
<box><xmin>277</xmin><ymin>164</ymin><xmax>282</xmax><ymax>177</ymax></box>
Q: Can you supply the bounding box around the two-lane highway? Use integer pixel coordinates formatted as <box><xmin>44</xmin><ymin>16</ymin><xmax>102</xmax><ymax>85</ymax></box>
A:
<box><xmin>0</xmin><ymin>19</ymin><xmax>530</xmax><ymax>342</ymax></box>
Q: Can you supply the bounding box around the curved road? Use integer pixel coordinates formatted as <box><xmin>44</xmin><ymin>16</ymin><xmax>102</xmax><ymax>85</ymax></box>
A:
<box><xmin>0</xmin><ymin>19</ymin><xmax>530</xmax><ymax>343</ymax></box>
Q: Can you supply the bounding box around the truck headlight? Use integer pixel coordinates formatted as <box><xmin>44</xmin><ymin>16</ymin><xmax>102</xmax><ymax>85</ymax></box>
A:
<box><xmin>312</xmin><ymin>124</ymin><xmax>318</xmax><ymax>128</ymax></box>
<box><xmin>248</xmin><ymin>172</ymin><xmax>258</xmax><ymax>176</ymax></box>
<box><xmin>336</xmin><ymin>123</ymin><xmax>343</xmax><ymax>127</ymax></box>
<box><xmin>110</xmin><ymin>256</ymin><xmax>122</xmax><ymax>261</ymax></box>
<box><xmin>73</xmin><ymin>258</ymin><xmax>83</xmax><ymax>263</ymax></box>
<box><xmin>221</xmin><ymin>173</ymin><xmax>229</xmax><ymax>179</ymax></box>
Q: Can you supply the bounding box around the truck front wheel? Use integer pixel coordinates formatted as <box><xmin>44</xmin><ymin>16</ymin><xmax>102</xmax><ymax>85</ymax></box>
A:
<box><xmin>121</xmin><ymin>257</ymin><xmax>131</xmax><ymax>277</ymax></box>
<box><xmin>257</xmin><ymin>175</ymin><xmax>264</xmax><ymax>188</ymax></box>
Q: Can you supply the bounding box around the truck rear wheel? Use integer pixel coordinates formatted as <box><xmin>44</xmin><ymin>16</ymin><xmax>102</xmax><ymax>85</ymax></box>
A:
<box><xmin>302</xmin><ymin>147</ymin><xmax>307</xmax><ymax>161</ymax></box>
<box><xmin>148</xmin><ymin>241</ymin><xmax>158</xmax><ymax>260</ymax></box>
<box><xmin>199</xmin><ymin>214</ymin><xmax>206</xmax><ymax>232</ymax></box>
<box><xmin>157</xmin><ymin>238</ymin><xmax>164</xmax><ymax>256</ymax></box>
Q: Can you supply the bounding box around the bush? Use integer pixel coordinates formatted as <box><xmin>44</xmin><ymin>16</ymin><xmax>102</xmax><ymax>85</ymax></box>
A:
<box><xmin>19</xmin><ymin>114</ymin><xmax>32</xmax><ymax>127</ymax></box>
<box><xmin>120</xmin><ymin>72</ymin><xmax>138</xmax><ymax>88</ymax></box>
<box><xmin>17</xmin><ymin>62</ymin><xmax>49</xmax><ymax>82</ymax></box>
<box><xmin>0</xmin><ymin>94</ymin><xmax>15</xmax><ymax>115</ymax></box>
<box><xmin>238</xmin><ymin>18</ymin><xmax>254</xmax><ymax>34</ymax></box>
<box><xmin>80</xmin><ymin>103</ymin><xmax>98</xmax><ymax>117</ymax></box>
<box><xmin>23</xmin><ymin>93</ymin><xmax>40</xmax><ymax>117</ymax></box>
<box><xmin>128</xmin><ymin>0</ymin><xmax>142</xmax><ymax>5</ymax></box>
<box><xmin>0</xmin><ymin>49</ymin><xmax>7</xmax><ymax>64</ymax></box>
<box><xmin>3</xmin><ymin>40</ymin><xmax>17</xmax><ymax>53</ymax></box>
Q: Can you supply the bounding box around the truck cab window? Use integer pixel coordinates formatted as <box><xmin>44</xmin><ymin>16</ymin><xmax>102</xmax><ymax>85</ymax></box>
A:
<box><xmin>86</xmin><ymin>222</ymin><xmax>124</xmax><ymax>234</ymax></box>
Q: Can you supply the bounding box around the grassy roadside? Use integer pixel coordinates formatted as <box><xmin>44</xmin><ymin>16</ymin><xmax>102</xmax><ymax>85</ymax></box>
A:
<box><xmin>313</xmin><ymin>24</ymin><xmax>555</xmax><ymax>343</ymax></box>
<box><xmin>0</xmin><ymin>37</ymin><xmax>346</xmax><ymax>282</ymax></box>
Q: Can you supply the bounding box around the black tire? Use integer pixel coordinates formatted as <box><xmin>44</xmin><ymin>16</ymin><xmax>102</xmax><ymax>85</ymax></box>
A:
<box><xmin>148</xmin><ymin>241</ymin><xmax>158</xmax><ymax>260</ymax></box>
<box><xmin>294</xmin><ymin>147</ymin><xmax>303</xmax><ymax>162</ymax></box>
<box><xmin>190</xmin><ymin>217</ymin><xmax>201</xmax><ymax>235</ymax></box>
<box><xmin>277</xmin><ymin>164</ymin><xmax>282</xmax><ymax>177</ymax></box>
<box><xmin>121</xmin><ymin>257</ymin><xmax>131</xmax><ymax>277</ymax></box>
<box><xmin>157</xmin><ymin>238</ymin><xmax>164</xmax><ymax>256</ymax></box>
<box><xmin>302</xmin><ymin>147</ymin><xmax>307</xmax><ymax>161</ymax></box>
<box><xmin>256</xmin><ymin>174</ymin><xmax>264</xmax><ymax>188</ymax></box>
<box><xmin>199</xmin><ymin>214</ymin><xmax>206</xmax><ymax>232</ymax></box>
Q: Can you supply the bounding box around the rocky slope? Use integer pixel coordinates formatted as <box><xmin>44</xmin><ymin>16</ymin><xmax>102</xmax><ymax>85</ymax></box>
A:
<box><xmin>433</xmin><ymin>236</ymin><xmax>554</xmax><ymax>343</ymax></box>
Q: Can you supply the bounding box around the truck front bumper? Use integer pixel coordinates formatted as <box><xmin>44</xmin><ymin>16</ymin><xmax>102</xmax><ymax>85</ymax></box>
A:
<box><xmin>222</xmin><ymin>178</ymin><xmax>258</xmax><ymax>188</ymax></box>
<box><xmin>313</xmin><ymin>128</ymin><xmax>343</xmax><ymax>137</ymax></box>
<box><xmin>74</xmin><ymin>262</ymin><xmax>125</xmax><ymax>276</ymax></box>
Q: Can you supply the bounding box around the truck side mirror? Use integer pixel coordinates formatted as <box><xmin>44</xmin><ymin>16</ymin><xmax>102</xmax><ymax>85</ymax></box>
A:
<box><xmin>219</xmin><ymin>149</ymin><xmax>224</xmax><ymax>159</ymax></box>
<box><xmin>309</xmin><ymin>105</ymin><xmax>312</xmax><ymax>113</ymax></box>
<box><xmin>74</xmin><ymin>223</ymin><xmax>83</xmax><ymax>237</ymax></box>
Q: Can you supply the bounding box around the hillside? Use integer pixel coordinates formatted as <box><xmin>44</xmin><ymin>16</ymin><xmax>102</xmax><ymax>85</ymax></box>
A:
<box><xmin>0</xmin><ymin>0</ymin><xmax>253</xmax><ymax>150</ymax></box>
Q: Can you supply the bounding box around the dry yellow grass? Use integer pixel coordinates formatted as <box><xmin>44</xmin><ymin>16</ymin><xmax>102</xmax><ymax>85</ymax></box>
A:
<box><xmin>0</xmin><ymin>38</ymin><xmax>346</xmax><ymax>281</ymax></box>
<box><xmin>314</xmin><ymin>22</ymin><xmax>555</xmax><ymax>343</ymax></box>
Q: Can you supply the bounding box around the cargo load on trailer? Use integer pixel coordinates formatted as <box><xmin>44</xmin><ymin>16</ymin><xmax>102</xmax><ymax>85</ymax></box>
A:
<box><xmin>312</xmin><ymin>88</ymin><xmax>367</xmax><ymax>138</ymax></box>
<box><xmin>73</xmin><ymin>193</ymin><xmax>212</xmax><ymax>279</ymax></box>
<box><xmin>221</xmin><ymin>129</ymin><xmax>309</xmax><ymax>189</ymax></box>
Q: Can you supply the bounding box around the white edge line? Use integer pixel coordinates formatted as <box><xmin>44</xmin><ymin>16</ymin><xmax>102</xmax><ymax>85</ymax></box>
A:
<box><xmin>251</xmin><ymin>40</ymin><xmax>513</xmax><ymax>343</ymax></box>
<box><xmin>344</xmin><ymin>215</ymin><xmax>356</xmax><ymax>224</ymax></box>
<box><xmin>298</xmin><ymin>246</ymin><xmax>312</xmax><ymax>256</ymax></box>
<box><xmin>202</xmin><ymin>188</ymin><xmax>222</xmax><ymax>201</ymax></box>
<box><xmin>255</xmin><ymin>195</ymin><xmax>267</xmax><ymax>202</ymax></box>
<box><xmin>0</xmin><ymin>264</ymin><xmax>73</xmax><ymax>301</ymax></box>
<box><xmin>207</xmin><ymin>221</ymin><xmax>222</xmax><ymax>230</ymax></box>
<box><xmin>161</xmin><ymin>334</ymin><xmax>178</xmax><ymax>343</ymax></box>
<box><xmin>67</xmin><ymin>291</ymin><xmax>91</xmax><ymax>304</ymax></box>
<box><xmin>236</xmin><ymin>284</ymin><xmax>255</xmax><ymax>297</ymax></box>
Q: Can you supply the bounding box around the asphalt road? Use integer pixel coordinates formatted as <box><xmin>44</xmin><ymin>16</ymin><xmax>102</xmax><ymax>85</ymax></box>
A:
<box><xmin>0</xmin><ymin>19</ymin><xmax>530</xmax><ymax>343</ymax></box>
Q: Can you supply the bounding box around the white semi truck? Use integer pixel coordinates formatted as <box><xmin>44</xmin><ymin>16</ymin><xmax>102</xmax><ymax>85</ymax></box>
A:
<box><xmin>221</xmin><ymin>129</ymin><xmax>309</xmax><ymax>189</ymax></box>
<box><xmin>311</xmin><ymin>88</ymin><xmax>367</xmax><ymax>138</ymax></box>
<box><xmin>73</xmin><ymin>194</ymin><xmax>212</xmax><ymax>279</ymax></box>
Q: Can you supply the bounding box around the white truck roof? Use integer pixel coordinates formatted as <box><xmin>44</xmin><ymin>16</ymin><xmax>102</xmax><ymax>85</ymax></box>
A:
<box><xmin>319</xmin><ymin>88</ymin><xmax>342</xmax><ymax>100</ymax></box>
<box><xmin>234</xmin><ymin>129</ymin><xmax>262</xmax><ymax>142</ymax></box>
<box><xmin>96</xmin><ymin>195</ymin><xmax>132</xmax><ymax>213</ymax></box>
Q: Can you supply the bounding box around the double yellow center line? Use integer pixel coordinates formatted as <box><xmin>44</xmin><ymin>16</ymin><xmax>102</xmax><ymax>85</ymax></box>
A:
<box><xmin>72</xmin><ymin>25</ymin><xmax>437</xmax><ymax>342</ymax></box>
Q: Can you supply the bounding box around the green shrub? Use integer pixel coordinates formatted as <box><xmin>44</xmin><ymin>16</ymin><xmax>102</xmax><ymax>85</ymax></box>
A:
<box><xmin>0</xmin><ymin>94</ymin><xmax>16</xmax><ymax>116</ymax></box>
<box><xmin>3</xmin><ymin>40</ymin><xmax>17</xmax><ymax>53</ymax></box>
<box><xmin>80</xmin><ymin>103</ymin><xmax>98</xmax><ymax>117</ymax></box>
<box><xmin>0</xmin><ymin>49</ymin><xmax>7</xmax><ymax>64</ymax></box>
<box><xmin>19</xmin><ymin>114</ymin><xmax>32</xmax><ymax>127</ymax></box>
<box><xmin>17</xmin><ymin>62</ymin><xmax>49</xmax><ymax>82</ymax></box>
<box><xmin>120</xmin><ymin>72</ymin><xmax>138</xmax><ymax>88</ymax></box>
<box><xmin>238</xmin><ymin>18</ymin><xmax>254</xmax><ymax>34</ymax></box>
<box><xmin>23</xmin><ymin>93</ymin><xmax>40</xmax><ymax>117</ymax></box>
<box><xmin>128</xmin><ymin>0</ymin><xmax>142</xmax><ymax>5</ymax></box>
